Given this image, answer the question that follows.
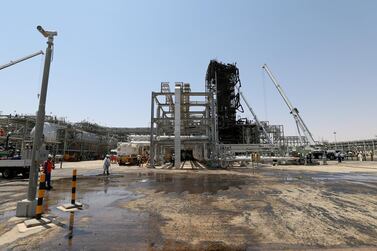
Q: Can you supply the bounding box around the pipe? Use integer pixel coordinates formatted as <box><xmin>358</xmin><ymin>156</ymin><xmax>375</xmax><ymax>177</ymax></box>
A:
<box><xmin>155</xmin><ymin>135</ymin><xmax>209</xmax><ymax>141</ymax></box>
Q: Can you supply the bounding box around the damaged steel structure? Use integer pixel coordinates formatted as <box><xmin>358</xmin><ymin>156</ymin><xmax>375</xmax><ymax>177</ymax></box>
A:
<box><xmin>149</xmin><ymin>60</ymin><xmax>282</xmax><ymax>168</ymax></box>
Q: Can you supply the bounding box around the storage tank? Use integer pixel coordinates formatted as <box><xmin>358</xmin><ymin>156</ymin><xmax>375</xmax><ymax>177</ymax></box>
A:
<box><xmin>30</xmin><ymin>122</ymin><xmax>62</xmax><ymax>142</ymax></box>
<box><xmin>75</xmin><ymin>130</ymin><xmax>99</xmax><ymax>143</ymax></box>
<box><xmin>31</xmin><ymin>123</ymin><xmax>101</xmax><ymax>144</ymax></box>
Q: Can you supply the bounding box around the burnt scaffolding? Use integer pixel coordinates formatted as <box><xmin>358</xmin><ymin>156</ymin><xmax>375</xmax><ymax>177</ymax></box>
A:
<box><xmin>205</xmin><ymin>60</ymin><xmax>282</xmax><ymax>163</ymax></box>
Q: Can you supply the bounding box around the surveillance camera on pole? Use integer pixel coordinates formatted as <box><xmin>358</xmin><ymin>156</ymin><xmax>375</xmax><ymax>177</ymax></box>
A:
<box><xmin>37</xmin><ymin>25</ymin><xmax>58</xmax><ymax>38</ymax></box>
<box><xmin>16</xmin><ymin>26</ymin><xmax>57</xmax><ymax>217</ymax></box>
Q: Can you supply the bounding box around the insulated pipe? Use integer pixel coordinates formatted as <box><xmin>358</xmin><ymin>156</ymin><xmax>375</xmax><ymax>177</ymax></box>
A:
<box><xmin>174</xmin><ymin>84</ymin><xmax>181</xmax><ymax>168</ymax></box>
<box><xmin>156</xmin><ymin>135</ymin><xmax>209</xmax><ymax>141</ymax></box>
<box><xmin>233</xmin><ymin>156</ymin><xmax>252</xmax><ymax>161</ymax></box>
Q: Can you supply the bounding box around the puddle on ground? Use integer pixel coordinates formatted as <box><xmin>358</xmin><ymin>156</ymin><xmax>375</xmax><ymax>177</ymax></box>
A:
<box><xmin>30</xmin><ymin>172</ymin><xmax>249</xmax><ymax>250</ymax></box>
<box><xmin>35</xmin><ymin>175</ymin><xmax>159</xmax><ymax>250</ymax></box>
<box><xmin>5</xmin><ymin>170</ymin><xmax>377</xmax><ymax>250</ymax></box>
<box><xmin>131</xmin><ymin>173</ymin><xmax>247</xmax><ymax>194</ymax></box>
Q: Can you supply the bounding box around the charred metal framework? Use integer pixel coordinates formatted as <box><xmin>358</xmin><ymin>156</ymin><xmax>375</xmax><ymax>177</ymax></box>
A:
<box><xmin>205</xmin><ymin>60</ymin><xmax>260</xmax><ymax>144</ymax></box>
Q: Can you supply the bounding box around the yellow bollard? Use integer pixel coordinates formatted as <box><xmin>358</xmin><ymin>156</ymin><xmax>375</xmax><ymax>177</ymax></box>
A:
<box><xmin>71</xmin><ymin>169</ymin><xmax>77</xmax><ymax>205</ymax></box>
<box><xmin>59</xmin><ymin>168</ymin><xmax>82</xmax><ymax>211</ymax></box>
<box><xmin>36</xmin><ymin>173</ymin><xmax>46</xmax><ymax>219</ymax></box>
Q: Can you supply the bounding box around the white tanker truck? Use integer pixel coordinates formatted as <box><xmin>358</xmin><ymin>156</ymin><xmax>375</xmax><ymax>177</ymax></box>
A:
<box><xmin>117</xmin><ymin>135</ymin><xmax>149</xmax><ymax>166</ymax></box>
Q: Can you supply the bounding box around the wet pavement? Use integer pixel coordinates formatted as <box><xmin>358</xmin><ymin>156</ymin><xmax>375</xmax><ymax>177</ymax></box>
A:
<box><xmin>1</xmin><ymin>167</ymin><xmax>377</xmax><ymax>250</ymax></box>
<box><xmin>7</xmin><ymin>173</ymin><xmax>254</xmax><ymax>250</ymax></box>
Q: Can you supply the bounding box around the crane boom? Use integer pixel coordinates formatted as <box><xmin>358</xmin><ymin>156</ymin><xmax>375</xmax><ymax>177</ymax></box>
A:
<box><xmin>239</xmin><ymin>91</ymin><xmax>272</xmax><ymax>144</ymax></box>
<box><xmin>0</xmin><ymin>50</ymin><xmax>44</xmax><ymax>71</ymax></box>
<box><xmin>262</xmin><ymin>64</ymin><xmax>316</xmax><ymax>146</ymax></box>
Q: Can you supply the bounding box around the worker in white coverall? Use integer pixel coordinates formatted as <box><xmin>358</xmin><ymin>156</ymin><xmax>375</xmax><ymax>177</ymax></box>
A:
<box><xmin>103</xmin><ymin>154</ymin><xmax>111</xmax><ymax>175</ymax></box>
<box><xmin>358</xmin><ymin>152</ymin><xmax>363</xmax><ymax>162</ymax></box>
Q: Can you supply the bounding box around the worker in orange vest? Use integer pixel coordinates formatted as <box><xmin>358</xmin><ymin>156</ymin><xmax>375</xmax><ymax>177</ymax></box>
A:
<box><xmin>43</xmin><ymin>155</ymin><xmax>55</xmax><ymax>190</ymax></box>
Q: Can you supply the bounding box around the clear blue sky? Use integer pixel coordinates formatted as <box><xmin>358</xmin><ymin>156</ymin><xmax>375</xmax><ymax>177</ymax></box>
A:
<box><xmin>1</xmin><ymin>0</ymin><xmax>376</xmax><ymax>141</ymax></box>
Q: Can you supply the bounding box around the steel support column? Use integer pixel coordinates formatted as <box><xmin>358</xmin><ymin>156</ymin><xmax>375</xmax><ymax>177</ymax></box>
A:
<box><xmin>150</xmin><ymin>92</ymin><xmax>155</xmax><ymax>167</ymax></box>
<box><xmin>174</xmin><ymin>84</ymin><xmax>181</xmax><ymax>168</ymax></box>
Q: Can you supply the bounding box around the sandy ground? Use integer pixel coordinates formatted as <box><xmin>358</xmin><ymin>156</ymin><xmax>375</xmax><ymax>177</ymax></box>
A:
<box><xmin>0</xmin><ymin>160</ymin><xmax>377</xmax><ymax>250</ymax></box>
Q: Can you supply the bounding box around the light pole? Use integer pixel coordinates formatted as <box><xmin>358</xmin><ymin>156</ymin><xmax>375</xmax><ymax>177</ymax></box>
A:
<box><xmin>16</xmin><ymin>26</ymin><xmax>57</xmax><ymax>217</ymax></box>
<box><xmin>333</xmin><ymin>131</ymin><xmax>337</xmax><ymax>150</ymax></box>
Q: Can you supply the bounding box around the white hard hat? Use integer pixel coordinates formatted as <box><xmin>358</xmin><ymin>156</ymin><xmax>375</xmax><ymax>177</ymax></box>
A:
<box><xmin>48</xmin><ymin>154</ymin><xmax>53</xmax><ymax>159</ymax></box>
<box><xmin>106</xmin><ymin>154</ymin><xmax>110</xmax><ymax>157</ymax></box>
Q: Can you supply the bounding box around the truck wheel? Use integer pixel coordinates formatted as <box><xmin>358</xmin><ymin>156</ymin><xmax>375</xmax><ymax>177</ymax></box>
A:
<box><xmin>2</xmin><ymin>168</ymin><xmax>14</xmax><ymax>179</ymax></box>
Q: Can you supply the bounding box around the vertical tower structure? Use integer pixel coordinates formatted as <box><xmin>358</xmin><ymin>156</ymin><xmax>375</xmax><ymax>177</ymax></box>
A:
<box><xmin>205</xmin><ymin>60</ymin><xmax>259</xmax><ymax>144</ymax></box>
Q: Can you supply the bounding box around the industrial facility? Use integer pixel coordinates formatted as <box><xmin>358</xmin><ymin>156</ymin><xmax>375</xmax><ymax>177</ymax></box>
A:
<box><xmin>147</xmin><ymin>60</ymin><xmax>377</xmax><ymax>169</ymax></box>
<box><xmin>2</xmin><ymin>59</ymin><xmax>376</xmax><ymax>172</ymax></box>
<box><xmin>1</xmin><ymin>2</ymin><xmax>377</xmax><ymax>249</ymax></box>
<box><xmin>0</xmin><ymin>114</ymin><xmax>149</xmax><ymax>162</ymax></box>
<box><xmin>1</xmin><ymin>48</ymin><xmax>374</xmax><ymax>171</ymax></box>
<box><xmin>149</xmin><ymin>60</ymin><xmax>307</xmax><ymax>168</ymax></box>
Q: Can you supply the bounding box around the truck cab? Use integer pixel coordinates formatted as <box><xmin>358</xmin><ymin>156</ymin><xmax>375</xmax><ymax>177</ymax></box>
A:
<box><xmin>0</xmin><ymin>143</ymin><xmax>49</xmax><ymax>179</ymax></box>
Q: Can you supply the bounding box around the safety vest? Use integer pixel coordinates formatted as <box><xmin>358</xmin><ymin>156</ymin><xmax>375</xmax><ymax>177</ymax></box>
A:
<box><xmin>43</xmin><ymin>160</ymin><xmax>53</xmax><ymax>173</ymax></box>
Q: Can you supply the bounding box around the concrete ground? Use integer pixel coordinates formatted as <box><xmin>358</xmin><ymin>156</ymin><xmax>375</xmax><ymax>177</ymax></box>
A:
<box><xmin>0</xmin><ymin>160</ymin><xmax>377</xmax><ymax>250</ymax></box>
